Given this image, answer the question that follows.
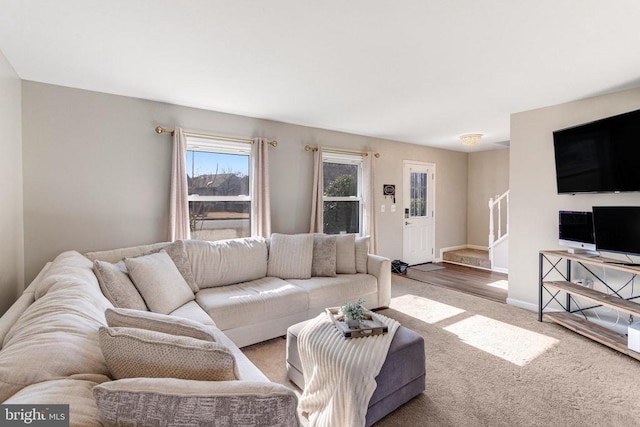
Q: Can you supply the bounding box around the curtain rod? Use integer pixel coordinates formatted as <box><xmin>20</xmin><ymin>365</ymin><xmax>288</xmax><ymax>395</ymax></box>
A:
<box><xmin>155</xmin><ymin>126</ymin><xmax>278</xmax><ymax>147</ymax></box>
<box><xmin>304</xmin><ymin>144</ymin><xmax>380</xmax><ymax>158</ymax></box>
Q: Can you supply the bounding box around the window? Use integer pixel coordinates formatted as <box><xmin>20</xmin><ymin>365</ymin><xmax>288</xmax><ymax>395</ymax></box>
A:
<box><xmin>186</xmin><ymin>137</ymin><xmax>251</xmax><ymax>241</ymax></box>
<box><xmin>322</xmin><ymin>153</ymin><xmax>363</xmax><ymax>234</ymax></box>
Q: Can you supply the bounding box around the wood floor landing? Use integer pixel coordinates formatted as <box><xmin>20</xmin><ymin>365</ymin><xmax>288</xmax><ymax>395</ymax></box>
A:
<box><xmin>404</xmin><ymin>262</ymin><xmax>508</xmax><ymax>303</ymax></box>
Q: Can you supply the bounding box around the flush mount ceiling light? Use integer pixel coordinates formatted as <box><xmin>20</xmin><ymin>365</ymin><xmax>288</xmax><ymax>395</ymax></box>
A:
<box><xmin>460</xmin><ymin>133</ymin><xmax>483</xmax><ymax>146</ymax></box>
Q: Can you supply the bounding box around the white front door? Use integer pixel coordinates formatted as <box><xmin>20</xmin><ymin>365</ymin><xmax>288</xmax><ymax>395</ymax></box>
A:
<box><xmin>402</xmin><ymin>161</ymin><xmax>435</xmax><ymax>265</ymax></box>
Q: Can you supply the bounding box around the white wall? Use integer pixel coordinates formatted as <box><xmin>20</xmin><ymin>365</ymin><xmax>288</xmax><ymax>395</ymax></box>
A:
<box><xmin>509</xmin><ymin>86</ymin><xmax>640</xmax><ymax>309</ymax></box>
<box><xmin>22</xmin><ymin>82</ymin><xmax>469</xmax><ymax>285</ymax></box>
<box><xmin>467</xmin><ymin>148</ymin><xmax>509</xmax><ymax>247</ymax></box>
<box><xmin>0</xmin><ymin>50</ymin><xmax>24</xmax><ymax>315</ymax></box>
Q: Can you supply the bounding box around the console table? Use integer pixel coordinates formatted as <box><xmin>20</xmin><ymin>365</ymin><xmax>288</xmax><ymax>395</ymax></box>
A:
<box><xmin>538</xmin><ymin>250</ymin><xmax>640</xmax><ymax>361</ymax></box>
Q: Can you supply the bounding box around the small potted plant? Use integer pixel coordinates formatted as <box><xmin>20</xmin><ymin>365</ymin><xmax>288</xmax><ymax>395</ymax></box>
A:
<box><xmin>341</xmin><ymin>299</ymin><xmax>366</xmax><ymax>328</ymax></box>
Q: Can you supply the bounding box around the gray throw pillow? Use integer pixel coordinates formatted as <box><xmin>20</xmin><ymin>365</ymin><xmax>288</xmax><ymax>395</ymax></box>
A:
<box><xmin>93</xmin><ymin>260</ymin><xmax>148</xmax><ymax>311</ymax></box>
<box><xmin>105</xmin><ymin>307</ymin><xmax>216</xmax><ymax>342</ymax></box>
<box><xmin>312</xmin><ymin>235</ymin><xmax>337</xmax><ymax>277</ymax></box>
<box><xmin>93</xmin><ymin>378</ymin><xmax>300</xmax><ymax>427</ymax></box>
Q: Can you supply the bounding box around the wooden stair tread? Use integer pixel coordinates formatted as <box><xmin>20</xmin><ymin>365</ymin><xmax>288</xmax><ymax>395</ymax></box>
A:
<box><xmin>544</xmin><ymin>312</ymin><xmax>640</xmax><ymax>361</ymax></box>
<box><xmin>544</xmin><ymin>280</ymin><xmax>640</xmax><ymax>316</ymax></box>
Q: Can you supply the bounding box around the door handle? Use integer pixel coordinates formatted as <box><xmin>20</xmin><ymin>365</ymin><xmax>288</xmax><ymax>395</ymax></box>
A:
<box><xmin>405</xmin><ymin>221</ymin><xmax>412</xmax><ymax>225</ymax></box>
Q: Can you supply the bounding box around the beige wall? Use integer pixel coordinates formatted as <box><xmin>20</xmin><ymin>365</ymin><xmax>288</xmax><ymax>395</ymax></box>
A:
<box><xmin>22</xmin><ymin>81</ymin><xmax>469</xmax><ymax>284</ymax></box>
<box><xmin>509</xmin><ymin>86</ymin><xmax>640</xmax><ymax>309</ymax></box>
<box><xmin>0</xmin><ymin>50</ymin><xmax>24</xmax><ymax>315</ymax></box>
<box><xmin>466</xmin><ymin>148</ymin><xmax>509</xmax><ymax>247</ymax></box>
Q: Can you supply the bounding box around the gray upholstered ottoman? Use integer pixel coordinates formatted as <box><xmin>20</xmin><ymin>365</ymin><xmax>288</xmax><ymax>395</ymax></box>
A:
<box><xmin>286</xmin><ymin>320</ymin><xmax>425</xmax><ymax>426</ymax></box>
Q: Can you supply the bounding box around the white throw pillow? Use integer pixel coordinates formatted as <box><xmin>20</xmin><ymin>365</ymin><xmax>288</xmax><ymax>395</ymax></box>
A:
<box><xmin>355</xmin><ymin>236</ymin><xmax>370</xmax><ymax>274</ymax></box>
<box><xmin>335</xmin><ymin>234</ymin><xmax>357</xmax><ymax>274</ymax></box>
<box><xmin>125</xmin><ymin>251</ymin><xmax>194</xmax><ymax>315</ymax></box>
<box><xmin>267</xmin><ymin>233</ymin><xmax>314</xmax><ymax>279</ymax></box>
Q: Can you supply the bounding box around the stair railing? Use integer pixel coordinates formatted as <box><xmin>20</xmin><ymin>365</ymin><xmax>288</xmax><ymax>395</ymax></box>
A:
<box><xmin>488</xmin><ymin>190</ymin><xmax>509</xmax><ymax>266</ymax></box>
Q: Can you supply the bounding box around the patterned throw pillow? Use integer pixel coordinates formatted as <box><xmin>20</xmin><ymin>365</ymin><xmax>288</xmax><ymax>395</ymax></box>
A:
<box><xmin>99</xmin><ymin>327</ymin><xmax>237</xmax><ymax>381</ymax></box>
<box><xmin>311</xmin><ymin>235</ymin><xmax>337</xmax><ymax>277</ymax></box>
<box><xmin>93</xmin><ymin>378</ymin><xmax>300</xmax><ymax>427</ymax></box>
<box><xmin>93</xmin><ymin>260</ymin><xmax>148</xmax><ymax>311</ymax></box>
<box><xmin>267</xmin><ymin>233</ymin><xmax>314</xmax><ymax>279</ymax></box>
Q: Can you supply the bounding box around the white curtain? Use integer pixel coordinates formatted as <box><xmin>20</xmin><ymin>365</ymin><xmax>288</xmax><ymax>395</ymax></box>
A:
<box><xmin>169</xmin><ymin>127</ymin><xmax>191</xmax><ymax>241</ymax></box>
<box><xmin>363</xmin><ymin>151</ymin><xmax>378</xmax><ymax>253</ymax></box>
<box><xmin>251</xmin><ymin>138</ymin><xmax>271</xmax><ymax>238</ymax></box>
<box><xmin>309</xmin><ymin>147</ymin><xmax>324</xmax><ymax>233</ymax></box>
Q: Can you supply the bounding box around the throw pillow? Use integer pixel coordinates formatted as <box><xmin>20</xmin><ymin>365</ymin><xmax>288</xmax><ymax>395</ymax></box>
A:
<box><xmin>93</xmin><ymin>260</ymin><xmax>148</xmax><ymax>311</ymax></box>
<box><xmin>355</xmin><ymin>236</ymin><xmax>370</xmax><ymax>274</ymax></box>
<box><xmin>124</xmin><ymin>251</ymin><xmax>195</xmax><ymax>315</ymax></box>
<box><xmin>267</xmin><ymin>233</ymin><xmax>314</xmax><ymax>279</ymax></box>
<box><xmin>335</xmin><ymin>234</ymin><xmax>357</xmax><ymax>274</ymax></box>
<box><xmin>93</xmin><ymin>378</ymin><xmax>300</xmax><ymax>427</ymax></box>
<box><xmin>104</xmin><ymin>307</ymin><xmax>216</xmax><ymax>342</ymax></box>
<box><xmin>146</xmin><ymin>240</ymin><xmax>198</xmax><ymax>292</ymax></box>
<box><xmin>311</xmin><ymin>235</ymin><xmax>337</xmax><ymax>277</ymax></box>
<box><xmin>99</xmin><ymin>327</ymin><xmax>237</xmax><ymax>381</ymax></box>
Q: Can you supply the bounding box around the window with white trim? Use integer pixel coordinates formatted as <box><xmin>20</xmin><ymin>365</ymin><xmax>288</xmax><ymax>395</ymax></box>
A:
<box><xmin>186</xmin><ymin>136</ymin><xmax>251</xmax><ymax>241</ymax></box>
<box><xmin>322</xmin><ymin>152</ymin><xmax>363</xmax><ymax>235</ymax></box>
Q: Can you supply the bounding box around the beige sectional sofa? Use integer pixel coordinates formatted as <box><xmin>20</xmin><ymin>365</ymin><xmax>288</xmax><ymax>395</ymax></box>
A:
<box><xmin>0</xmin><ymin>233</ymin><xmax>391</xmax><ymax>426</ymax></box>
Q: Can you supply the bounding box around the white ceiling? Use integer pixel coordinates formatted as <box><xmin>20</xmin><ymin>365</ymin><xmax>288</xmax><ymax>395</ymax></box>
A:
<box><xmin>1</xmin><ymin>1</ymin><xmax>639</xmax><ymax>152</ymax></box>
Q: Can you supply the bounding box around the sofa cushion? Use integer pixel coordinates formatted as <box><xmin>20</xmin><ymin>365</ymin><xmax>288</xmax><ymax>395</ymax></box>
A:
<box><xmin>267</xmin><ymin>233</ymin><xmax>314</xmax><ymax>279</ymax></box>
<box><xmin>286</xmin><ymin>274</ymin><xmax>378</xmax><ymax>310</ymax></box>
<box><xmin>93</xmin><ymin>378</ymin><xmax>300</xmax><ymax>427</ymax></box>
<box><xmin>125</xmin><ymin>251</ymin><xmax>195</xmax><ymax>315</ymax></box>
<box><xmin>169</xmin><ymin>300</ymin><xmax>217</xmax><ymax>327</ymax></box>
<box><xmin>335</xmin><ymin>234</ymin><xmax>357</xmax><ymax>274</ymax></box>
<box><xmin>355</xmin><ymin>236</ymin><xmax>370</xmax><ymax>274</ymax></box>
<box><xmin>105</xmin><ymin>308</ymin><xmax>216</xmax><ymax>342</ymax></box>
<box><xmin>99</xmin><ymin>327</ymin><xmax>237</xmax><ymax>381</ymax></box>
<box><xmin>85</xmin><ymin>242</ymin><xmax>170</xmax><ymax>263</ymax></box>
<box><xmin>93</xmin><ymin>260</ymin><xmax>148</xmax><ymax>311</ymax></box>
<box><xmin>196</xmin><ymin>277</ymin><xmax>308</xmax><ymax>331</ymax></box>
<box><xmin>0</xmin><ymin>251</ymin><xmax>112</xmax><ymax>402</ymax></box>
<box><xmin>312</xmin><ymin>235</ymin><xmax>337</xmax><ymax>277</ymax></box>
<box><xmin>184</xmin><ymin>238</ymin><xmax>268</xmax><ymax>289</ymax></box>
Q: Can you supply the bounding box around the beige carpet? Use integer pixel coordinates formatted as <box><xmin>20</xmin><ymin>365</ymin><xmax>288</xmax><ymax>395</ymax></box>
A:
<box><xmin>242</xmin><ymin>275</ymin><xmax>640</xmax><ymax>426</ymax></box>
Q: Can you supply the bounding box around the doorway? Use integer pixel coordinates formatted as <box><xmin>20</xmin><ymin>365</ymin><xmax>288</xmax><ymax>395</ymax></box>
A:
<box><xmin>402</xmin><ymin>161</ymin><xmax>435</xmax><ymax>265</ymax></box>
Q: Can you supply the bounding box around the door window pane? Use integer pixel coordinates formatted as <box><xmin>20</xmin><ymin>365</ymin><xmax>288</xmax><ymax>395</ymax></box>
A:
<box><xmin>410</xmin><ymin>172</ymin><xmax>428</xmax><ymax>217</ymax></box>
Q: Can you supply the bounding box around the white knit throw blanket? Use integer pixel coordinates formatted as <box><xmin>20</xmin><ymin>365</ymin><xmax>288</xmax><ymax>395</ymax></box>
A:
<box><xmin>298</xmin><ymin>311</ymin><xmax>400</xmax><ymax>427</ymax></box>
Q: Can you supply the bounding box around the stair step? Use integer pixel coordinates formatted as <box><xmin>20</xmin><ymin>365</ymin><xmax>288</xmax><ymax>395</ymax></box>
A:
<box><xmin>443</xmin><ymin>248</ymin><xmax>491</xmax><ymax>270</ymax></box>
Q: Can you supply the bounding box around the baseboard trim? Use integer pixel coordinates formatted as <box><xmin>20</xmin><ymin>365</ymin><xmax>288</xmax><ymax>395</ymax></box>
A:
<box><xmin>492</xmin><ymin>266</ymin><xmax>508</xmax><ymax>274</ymax></box>
<box><xmin>505</xmin><ymin>298</ymin><xmax>538</xmax><ymax>312</ymax></box>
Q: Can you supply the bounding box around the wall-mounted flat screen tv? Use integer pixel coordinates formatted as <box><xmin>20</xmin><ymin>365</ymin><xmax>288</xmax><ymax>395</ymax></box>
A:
<box><xmin>593</xmin><ymin>206</ymin><xmax>640</xmax><ymax>257</ymax></box>
<box><xmin>553</xmin><ymin>109</ymin><xmax>640</xmax><ymax>194</ymax></box>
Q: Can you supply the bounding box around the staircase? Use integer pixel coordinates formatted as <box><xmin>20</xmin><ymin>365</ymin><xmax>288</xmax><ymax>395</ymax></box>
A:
<box><xmin>442</xmin><ymin>248</ymin><xmax>491</xmax><ymax>270</ymax></box>
<box><xmin>441</xmin><ymin>190</ymin><xmax>509</xmax><ymax>273</ymax></box>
